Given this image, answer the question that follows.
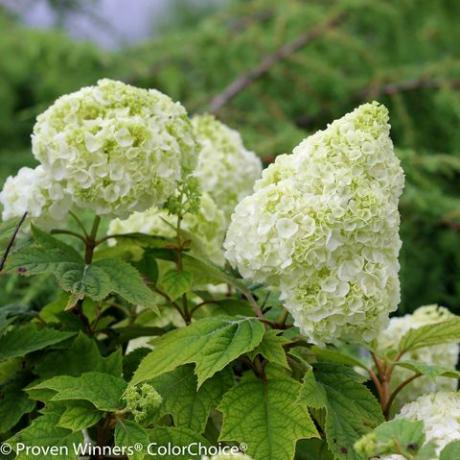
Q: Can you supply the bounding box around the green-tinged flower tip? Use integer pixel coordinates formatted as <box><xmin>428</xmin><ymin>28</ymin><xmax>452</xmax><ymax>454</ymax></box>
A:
<box><xmin>225</xmin><ymin>102</ymin><xmax>404</xmax><ymax>346</ymax></box>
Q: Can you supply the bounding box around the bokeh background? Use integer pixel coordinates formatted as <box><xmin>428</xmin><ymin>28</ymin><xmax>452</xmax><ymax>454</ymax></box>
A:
<box><xmin>0</xmin><ymin>0</ymin><xmax>459</xmax><ymax>314</ymax></box>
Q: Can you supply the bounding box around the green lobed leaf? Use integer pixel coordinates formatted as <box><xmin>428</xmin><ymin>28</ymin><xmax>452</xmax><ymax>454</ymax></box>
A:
<box><xmin>0</xmin><ymin>324</ymin><xmax>75</xmax><ymax>361</ymax></box>
<box><xmin>441</xmin><ymin>441</ymin><xmax>460</xmax><ymax>460</ymax></box>
<box><xmin>28</xmin><ymin>371</ymin><xmax>127</xmax><ymax>411</ymax></box>
<box><xmin>181</xmin><ymin>253</ymin><xmax>250</xmax><ymax>294</ymax></box>
<box><xmin>57</xmin><ymin>401</ymin><xmax>103</xmax><ymax>432</ymax></box>
<box><xmin>152</xmin><ymin>364</ymin><xmax>233</xmax><ymax>433</ymax></box>
<box><xmin>132</xmin><ymin>316</ymin><xmax>265</xmax><ymax>387</ymax></box>
<box><xmin>7</xmin><ymin>229</ymin><xmax>158</xmax><ymax>312</ymax></box>
<box><xmin>8</xmin><ymin>411</ymin><xmax>83</xmax><ymax>460</ymax></box>
<box><xmin>354</xmin><ymin>418</ymin><xmax>426</xmax><ymax>459</ymax></box>
<box><xmin>248</xmin><ymin>329</ymin><xmax>290</xmax><ymax>369</ymax></box>
<box><xmin>115</xmin><ymin>420</ymin><xmax>149</xmax><ymax>460</ymax></box>
<box><xmin>0</xmin><ymin>304</ymin><xmax>35</xmax><ymax>334</ymax></box>
<box><xmin>34</xmin><ymin>332</ymin><xmax>122</xmax><ymax>378</ymax></box>
<box><xmin>296</xmin><ymin>439</ymin><xmax>334</xmax><ymax>460</ymax></box>
<box><xmin>394</xmin><ymin>360</ymin><xmax>460</xmax><ymax>379</ymax></box>
<box><xmin>0</xmin><ymin>387</ymin><xmax>35</xmax><ymax>433</ymax></box>
<box><xmin>398</xmin><ymin>318</ymin><xmax>460</xmax><ymax>353</ymax></box>
<box><xmin>194</xmin><ymin>298</ymin><xmax>255</xmax><ymax>318</ymax></box>
<box><xmin>219</xmin><ymin>374</ymin><xmax>319</xmax><ymax>460</ymax></box>
<box><xmin>92</xmin><ymin>258</ymin><xmax>159</xmax><ymax>313</ymax></box>
<box><xmin>147</xmin><ymin>426</ymin><xmax>211</xmax><ymax>459</ymax></box>
<box><xmin>160</xmin><ymin>269</ymin><xmax>193</xmax><ymax>301</ymax></box>
<box><xmin>301</xmin><ymin>364</ymin><xmax>384</xmax><ymax>460</ymax></box>
<box><xmin>6</xmin><ymin>227</ymin><xmax>83</xmax><ymax>277</ymax></box>
<box><xmin>310</xmin><ymin>346</ymin><xmax>368</xmax><ymax>370</ymax></box>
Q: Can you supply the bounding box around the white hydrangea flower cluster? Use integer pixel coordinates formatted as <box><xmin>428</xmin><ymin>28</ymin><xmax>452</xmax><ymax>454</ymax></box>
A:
<box><xmin>18</xmin><ymin>78</ymin><xmax>196</xmax><ymax>220</ymax></box>
<box><xmin>0</xmin><ymin>165</ymin><xmax>72</xmax><ymax>228</ymax></box>
<box><xmin>225</xmin><ymin>103</ymin><xmax>404</xmax><ymax>345</ymax></box>
<box><xmin>384</xmin><ymin>392</ymin><xmax>460</xmax><ymax>459</ymax></box>
<box><xmin>109</xmin><ymin>192</ymin><xmax>226</xmax><ymax>265</ymax></box>
<box><xmin>192</xmin><ymin>114</ymin><xmax>262</xmax><ymax>221</ymax></box>
<box><xmin>378</xmin><ymin>305</ymin><xmax>459</xmax><ymax>408</ymax></box>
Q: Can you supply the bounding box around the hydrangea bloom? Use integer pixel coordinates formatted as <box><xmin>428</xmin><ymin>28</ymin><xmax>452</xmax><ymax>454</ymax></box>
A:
<box><xmin>0</xmin><ymin>165</ymin><xmax>72</xmax><ymax>228</ymax></box>
<box><xmin>109</xmin><ymin>192</ymin><xmax>226</xmax><ymax>265</ymax></box>
<box><xmin>377</xmin><ymin>305</ymin><xmax>459</xmax><ymax>408</ymax></box>
<box><xmin>192</xmin><ymin>115</ymin><xmax>262</xmax><ymax>220</ymax></box>
<box><xmin>384</xmin><ymin>392</ymin><xmax>460</xmax><ymax>459</ymax></box>
<box><xmin>225</xmin><ymin>103</ymin><xmax>404</xmax><ymax>345</ymax></box>
<box><xmin>32</xmin><ymin>79</ymin><xmax>196</xmax><ymax>218</ymax></box>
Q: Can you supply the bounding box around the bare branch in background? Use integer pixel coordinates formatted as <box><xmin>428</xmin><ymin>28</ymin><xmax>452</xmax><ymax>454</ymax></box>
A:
<box><xmin>208</xmin><ymin>11</ymin><xmax>346</xmax><ymax>113</ymax></box>
<box><xmin>363</xmin><ymin>77</ymin><xmax>460</xmax><ymax>99</ymax></box>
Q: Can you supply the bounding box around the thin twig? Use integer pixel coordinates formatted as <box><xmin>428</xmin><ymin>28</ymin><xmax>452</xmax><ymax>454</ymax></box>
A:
<box><xmin>243</xmin><ymin>289</ymin><xmax>265</xmax><ymax>320</ymax></box>
<box><xmin>208</xmin><ymin>11</ymin><xmax>345</xmax><ymax>113</ymax></box>
<box><xmin>362</xmin><ymin>77</ymin><xmax>460</xmax><ymax>100</ymax></box>
<box><xmin>384</xmin><ymin>373</ymin><xmax>422</xmax><ymax>418</ymax></box>
<box><xmin>151</xmin><ymin>285</ymin><xmax>188</xmax><ymax>325</ymax></box>
<box><xmin>0</xmin><ymin>212</ymin><xmax>28</xmax><ymax>272</ymax></box>
<box><xmin>69</xmin><ymin>210</ymin><xmax>89</xmax><ymax>237</ymax></box>
<box><xmin>51</xmin><ymin>229</ymin><xmax>86</xmax><ymax>243</ymax></box>
<box><xmin>368</xmin><ymin>368</ymin><xmax>385</xmax><ymax>404</ymax></box>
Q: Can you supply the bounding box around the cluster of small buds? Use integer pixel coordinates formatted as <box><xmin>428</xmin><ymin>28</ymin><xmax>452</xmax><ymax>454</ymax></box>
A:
<box><xmin>123</xmin><ymin>383</ymin><xmax>163</xmax><ymax>426</ymax></box>
<box><xmin>109</xmin><ymin>191</ymin><xmax>227</xmax><ymax>265</ymax></box>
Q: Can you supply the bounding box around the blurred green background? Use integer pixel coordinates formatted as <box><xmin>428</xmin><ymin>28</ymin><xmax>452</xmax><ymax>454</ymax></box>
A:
<box><xmin>0</xmin><ymin>0</ymin><xmax>459</xmax><ymax>314</ymax></box>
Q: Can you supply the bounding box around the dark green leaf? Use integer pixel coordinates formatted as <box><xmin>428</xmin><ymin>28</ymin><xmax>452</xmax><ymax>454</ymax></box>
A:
<box><xmin>0</xmin><ymin>387</ymin><xmax>35</xmax><ymax>433</ymax></box>
<box><xmin>28</xmin><ymin>372</ymin><xmax>127</xmax><ymax>411</ymax></box>
<box><xmin>58</xmin><ymin>401</ymin><xmax>103</xmax><ymax>432</ymax></box>
<box><xmin>35</xmin><ymin>332</ymin><xmax>122</xmax><ymax>378</ymax></box>
<box><xmin>8</xmin><ymin>411</ymin><xmax>83</xmax><ymax>460</ymax></box>
<box><xmin>301</xmin><ymin>364</ymin><xmax>384</xmax><ymax>460</ymax></box>
<box><xmin>115</xmin><ymin>420</ymin><xmax>149</xmax><ymax>460</ymax></box>
<box><xmin>0</xmin><ymin>324</ymin><xmax>75</xmax><ymax>361</ymax></box>
<box><xmin>152</xmin><ymin>365</ymin><xmax>233</xmax><ymax>433</ymax></box>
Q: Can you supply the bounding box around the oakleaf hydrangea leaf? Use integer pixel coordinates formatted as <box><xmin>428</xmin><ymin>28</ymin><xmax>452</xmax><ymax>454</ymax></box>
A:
<box><xmin>28</xmin><ymin>371</ymin><xmax>127</xmax><ymax>411</ymax></box>
<box><xmin>132</xmin><ymin>316</ymin><xmax>264</xmax><ymax>387</ymax></box>
<box><xmin>300</xmin><ymin>364</ymin><xmax>384</xmax><ymax>460</ymax></box>
<box><xmin>152</xmin><ymin>365</ymin><xmax>233</xmax><ymax>433</ymax></box>
<box><xmin>219</xmin><ymin>374</ymin><xmax>319</xmax><ymax>460</ymax></box>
